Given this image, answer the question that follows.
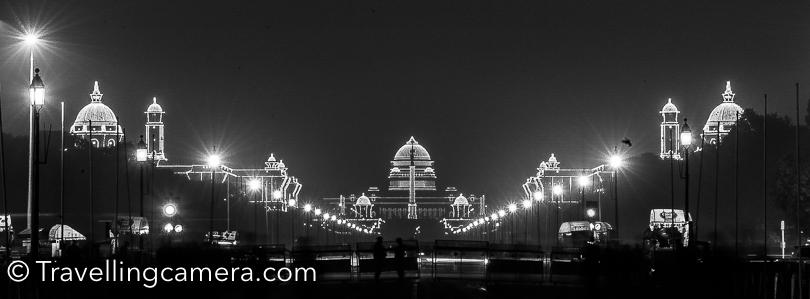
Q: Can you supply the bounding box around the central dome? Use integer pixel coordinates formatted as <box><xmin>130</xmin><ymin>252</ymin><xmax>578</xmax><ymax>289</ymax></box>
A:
<box><xmin>75</xmin><ymin>103</ymin><xmax>118</xmax><ymax>124</ymax></box>
<box><xmin>394</xmin><ymin>136</ymin><xmax>431</xmax><ymax>161</ymax></box>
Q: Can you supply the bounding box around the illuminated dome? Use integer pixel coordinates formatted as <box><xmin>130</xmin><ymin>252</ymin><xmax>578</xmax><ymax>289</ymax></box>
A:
<box><xmin>394</xmin><ymin>136</ymin><xmax>431</xmax><ymax>161</ymax></box>
<box><xmin>661</xmin><ymin>98</ymin><xmax>679</xmax><ymax>113</ymax></box>
<box><xmin>73</xmin><ymin>82</ymin><xmax>118</xmax><ymax>125</ymax></box>
<box><xmin>356</xmin><ymin>194</ymin><xmax>371</xmax><ymax>206</ymax></box>
<box><xmin>146</xmin><ymin>97</ymin><xmax>163</xmax><ymax>113</ymax></box>
<box><xmin>706</xmin><ymin>102</ymin><xmax>743</xmax><ymax>124</ymax></box>
<box><xmin>453</xmin><ymin>194</ymin><xmax>469</xmax><ymax>206</ymax></box>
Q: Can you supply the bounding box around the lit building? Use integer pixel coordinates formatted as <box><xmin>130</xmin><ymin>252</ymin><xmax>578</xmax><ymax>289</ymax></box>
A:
<box><xmin>69</xmin><ymin>81</ymin><xmax>124</xmax><ymax>147</ymax></box>
<box><xmin>322</xmin><ymin>137</ymin><xmax>486</xmax><ymax>237</ymax></box>
<box><xmin>659</xmin><ymin>98</ymin><xmax>681</xmax><ymax>160</ymax></box>
<box><xmin>144</xmin><ymin>97</ymin><xmax>167</xmax><ymax>161</ymax></box>
<box><xmin>702</xmin><ymin>81</ymin><xmax>744</xmax><ymax>145</ymax></box>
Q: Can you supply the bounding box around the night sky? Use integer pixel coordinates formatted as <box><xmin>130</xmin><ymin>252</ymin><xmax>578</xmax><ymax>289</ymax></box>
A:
<box><xmin>0</xmin><ymin>0</ymin><xmax>808</xmax><ymax>199</ymax></box>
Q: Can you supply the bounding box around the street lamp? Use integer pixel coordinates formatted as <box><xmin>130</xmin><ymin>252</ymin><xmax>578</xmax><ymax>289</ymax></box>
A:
<box><xmin>303</xmin><ymin>204</ymin><xmax>312</xmax><ymax>212</ymax></box>
<box><xmin>533</xmin><ymin>191</ymin><xmax>544</xmax><ymax>202</ymax></box>
<box><xmin>609</xmin><ymin>152</ymin><xmax>624</xmax><ymax>242</ymax></box>
<box><xmin>206</xmin><ymin>153</ymin><xmax>221</xmax><ymax>245</ymax></box>
<box><xmin>680</xmin><ymin>119</ymin><xmax>693</xmax><ymax>245</ymax></box>
<box><xmin>552</xmin><ymin>185</ymin><xmax>564</xmax><ymax>196</ymax></box>
<box><xmin>136</xmin><ymin>136</ymin><xmax>148</xmax><ymax>249</ymax></box>
<box><xmin>162</xmin><ymin>203</ymin><xmax>177</xmax><ymax>217</ymax></box>
<box><xmin>508</xmin><ymin>203</ymin><xmax>518</xmax><ymax>213</ymax></box>
<box><xmin>586</xmin><ymin>208</ymin><xmax>597</xmax><ymax>219</ymax></box>
<box><xmin>29</xmin><ymin>68</ymin><xmax>44</xmax><ymax>258</ymax></box>
<box><xmin>248</xmin><ymin>178</ymin><xmax>261</xmax><ymax>244</ymax></box>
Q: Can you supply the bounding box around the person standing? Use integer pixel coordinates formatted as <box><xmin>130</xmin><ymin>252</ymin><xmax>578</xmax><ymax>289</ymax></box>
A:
<box><xmin>373</xmin><ymin>237</ymin><xmax>386</xmax><ymax>281</ymax></box>
<box><xmin>394</xmin><ymin>238</ymin><xmax>406</xmax><ymax>280</ymax></box>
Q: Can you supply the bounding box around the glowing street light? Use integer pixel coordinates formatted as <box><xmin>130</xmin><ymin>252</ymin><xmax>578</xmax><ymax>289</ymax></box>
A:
<box><xmin>21</xmin><ymin>33</ymin><xmax>40</xmax><ymax>47</ymax></box>
<box><xmin>680</xmin><ymin>121</ymin><xmax>693</xmax><ymax>147</ymax></box>
<box><xmin>248</xmin><ymin>179</ymin><xmax>261</xmax><ymax>191</ymax></box>
<box><xmin>314</xmin><ymin>208</ymin><xmax>322</xmax><ymax>216</ymax></box>
<box><xmin>552</xmin><ymin>185</ymin><xmax>564</xmax><ymax>196</ymax></box>
<box><xmin>303</xmin><ymin>204</ymin><xmax>312</xmax><ymax>212</ymax></box>
<box><xmin>522</xmin><ymin>199</ymin><xmax>532</xmax><ymax>209</ymax></box>
<box><xmin>498</xmin><ymin>210</ymin><xmax>506</xmax><ymax>217</ymax></box>
<box><xmin>508</xmin><ymin>203</ymin><xmax>518</xmax><ymax>213</ymax></box>
<box><xmin>174</xmin><ymin>225</ymin><xmax>183</xmax><ymax>233</ymax></box>
<box><xmin>288</xmin><ymin>199</ymin><xmax>297</xmax><ymax>207</ymax></box>
<box><xmin>206</xmin><ymin>154</ymin><xmax>221</xmax><ymax>168</ymax></box>
<box><xmin>28</xmin><ymin>68</ymin><xmax>46</xmax><ymax>258</ymax></box>
<box><xmin>609</xmin><ymin>154</ymin><xmax>624</xmax><ymax>169</ymax></box>
<box><xmin>162</xmin><ymin>203</ymin><xmax>178</xmax><ymax>217</ymax></box>
<box><xmin>272</xmin><ymin>190</ymin><xmax>283</xmax><ymax>200</ymax></box>
<box><xmin>586</xmin><ymin>208</ymin><xmax>597</xmax><ymax>218</ymax></box>
<box><xmin>323</xmin><ymin>213</ymin><xmax>330</xmax><ymax>220</ymax></box>
<box><xmin>533</xmin><ymin>191</ymin><xmax>544</xmax><ymax>201</ymax></box>
<box><xmin>577</xmin><ymin>176</ymin><xmax>590</xmax><ymax>187</ymax></box>
<box><xmin>163</xmin><ymin>223</ymin><xmax>174</xmax><ymax>233</ymax></box>
<box><xmin>136</xmin><ymin>136</ymin><xmax>148</xmax><ymax>162</ymax></box>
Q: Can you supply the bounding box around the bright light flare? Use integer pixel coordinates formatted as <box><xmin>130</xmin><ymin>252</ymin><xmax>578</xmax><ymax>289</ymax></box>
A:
<box><xmin>22</xmin><ymin>33</ymin><xmax>40</xmax><ymax>47</ymax></box>
<box><xmin>533</xmin><ymin>191</ymin><xmax>544</xmax><ymax>201</ymax></box>
<box><xmin>508</xmin><ymin>203</ymin><xmax>518</xmax><ymax>213</ymax></box>
<box><xmin>586</xmin><ymin>208</ymin><xmax>597</xmax><ymax>218</ymax></box>
<box><xmin>609</xmin><ymin>155</ymin><xmax>623</xmax><ymax>169</ymax></box>
<box><xmin>206</xmin><ymin>154</ymin><xmax>221</xmax><ymax>168</ymax></box>
<box><xmin>522</xmin><ymin>199</ymin><xmax>532</xmax><ymax>209</ymax></box>
<box><xmin>577</xmin><ymin>176</ymin><xmax>590</xmax><ymax>187</ymax></box>
<box><xmin>288</xmin><ymin>199</ymin><xmax>297</xmax><ymax>207</ymax></box>
<box><xmin>248</xmin><ymin>179</ymin><xmax>261</xmax><ymax>191</ymax></box>
<box><xmin>552</xmin><ymin>185</ymin><xmax>564</xmax><ymax>196</ymax></box>
<box><xmin>314</xmin><ymin>208</ymin><xmax>322</xmax><ymax>216</ymax></box>
<box><xmin>272</xmin><ymin>190</ymin><xmax>283</xmax><ymax>200</ymax></box>
<box><xmin>162</xmin><ymin>203</ymin><xmax>177</xmax><ymax>217</ymax></box>
<box><xmin>163</xmin><ymin>223</ymin><xmax>174</xmax><ymax>233</ymax></box>
<box><xmin>303</xmin><ymin>204</ymin><xmax>312</xmax><ymax>212</ymax></box>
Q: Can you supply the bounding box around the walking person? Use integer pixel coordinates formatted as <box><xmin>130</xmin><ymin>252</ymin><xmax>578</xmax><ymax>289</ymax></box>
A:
<box><xmin>373</xmin><ymin>236</ymin><xmax>386</xmax><ymax>281</ymax></box>
<box><xmin>394</xmin><ymin>238</ymin><xmax>406</xmax><ymax>280</ymax></box>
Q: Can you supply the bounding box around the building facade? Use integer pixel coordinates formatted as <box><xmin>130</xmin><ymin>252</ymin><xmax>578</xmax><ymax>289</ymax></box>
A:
<box><xmin>145</xmin><ymin>97</ymin><xmax>167</xmax><ymax>161</ymax></box>
<box><xmin>702</xmin><ymin>81</ymin><xmax>744</xmax><ymax>145</ymax></box>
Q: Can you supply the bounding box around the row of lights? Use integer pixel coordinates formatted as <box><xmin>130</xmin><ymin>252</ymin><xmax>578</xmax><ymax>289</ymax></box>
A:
<box><xmin>453</xmin><ymin>153</ymin><xmax>624</xmax><ymax>235</ymax></box>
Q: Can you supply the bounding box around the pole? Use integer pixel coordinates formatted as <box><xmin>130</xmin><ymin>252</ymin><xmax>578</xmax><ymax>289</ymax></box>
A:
<box><xmin>735</xmin><ymin>111</ymin><xmax>740</xmax><ymax>257</ymax></box>
<box><xmin>139</xmin><ymin>159</ymin><xmax>144</xmax><ymax>250</ymax></box>
<box><xmin>794</xmin><ymin>83</ymin><xmax>802</xmax><ymax>299</ymax></box>
<box><xmin>26</xmin><ymin>51</ymin><xmax>33</xmax><ymax>232</ymax></box>
<box><xmin>61</xmin><ymin>102</ymin><xmax>65</xmax><ymax>250</ymax></box>
<box><xmin>209</xmin><ymin>166</ymin><xmax>215</xmax><ymax>245</ymax></box>
<box><xmin>614</xmin><ymin>168</ymin><xmax>620</xmax><ymax>242</ymax></box>
<box><xmin>696</xmin><ymin>133</ymin><xmax>706</xmax><ymax>240</ymax></box>
<box><xmin>763</xmin><ymin>93</ymin><xmax>768</xmax><ymax>257</ymax></box>
<box><xmin>113</xmin><ymin>115</ymin><xmax>119</xmax><ymax>254</ymax></box>
<box><xmin>714</xmin><ymin>121</ymin><xmax>720</xmax><ymax>252</ymax></box>
<box><xmin>685</xmin><ymin>144</ymin><xmax>690</xmax><ymax>246</ymax></box>
<box><xmin>30</xmin><ymin>107</ymin><xmax>40</xmax><ymax>258</ymax></box>
<box><xmin>671</xmin><ymin>129</ymin><xmax>676</xmax><ymax>229</ymax></box>
<box><xmin>89</xmin><ymin>119</ymin><xmax>94</xmax><ymax>258</ymax></box>
<box><xmin>0</xmin><ymin>84</ymin><xmax>9</xmax><ymax>258</ymax></box>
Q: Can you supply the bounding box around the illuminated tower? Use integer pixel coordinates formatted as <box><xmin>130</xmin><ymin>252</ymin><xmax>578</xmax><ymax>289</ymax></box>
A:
<box><xmin>144</xmin><ymin>97</ymin><xmax>166</xmax><ymax>161</ymax></box>
<box><xmin>660</xmin><ymin>98</ymin><xmax>681</xmax><ymax>160</ymax></box>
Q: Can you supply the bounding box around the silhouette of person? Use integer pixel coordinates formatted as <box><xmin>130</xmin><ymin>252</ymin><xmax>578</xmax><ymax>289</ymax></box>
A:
<box><xmin>394</xmin><ymin>238</ymin><xmax>406</xmax><ymax>280</ymax></box>
<box><xmin>372</xmin><ymin>237</ymin><xmax>386</xmax><ymax>281</ymax></box>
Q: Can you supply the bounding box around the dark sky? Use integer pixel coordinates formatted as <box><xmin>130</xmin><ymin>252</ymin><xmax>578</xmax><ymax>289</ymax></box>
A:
<box><xmin>0</xmin><ymin>0</ymin><xmax>808</xmax><ymax>200</ymax></box>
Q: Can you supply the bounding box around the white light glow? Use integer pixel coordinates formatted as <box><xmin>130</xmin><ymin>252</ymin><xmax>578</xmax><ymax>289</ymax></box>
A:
<box><xmin>22</xmin><ymin>33</ymin><xmax>40</xmax><ymax>47</ymax></box>
<box><xmin>577</xmin><ymin>176</ymin><xmax>590</xmax><ymax>187</ymax></box>
<box><xmin>304</xmin><ymin>204</ymin><xmax>312</xmax><ymax>212</ymax></box>
<box><xmin>136</xmin><ymin>148</ymin><xmax>148</xmax><ymax>162</ymax></box>
<box><xmin>681</xmin><ymin>130</ymin><xmax>692</xmax><ymax>146</ymax></box>
<box><xmin>323</xmin><ymin>213</ymin><xmax>330</xmax><ymax>220</ymax></box>
<box><xmin>491</xmin><ymin>213</ymin><xmax>499</xmax><ymax>220</ymax></box>
<box><xmin>522</xmin><ymin>199</ymin><xmax>532</xmax><ymax>209</ymax></box>
<box><xmin>508</xmin><ymin>204</ymin><xmax>518</xmax><ymax>213</ymax></box>
<box><xmin>288</xmin><ymin>199</ymin><xmax>296</xmax><ymax>207</ymax></box>
<box><xmin>174</xmin><ymin>225</ymin><xmax>183</xmax><ymax>233</ymax></box>
<box><xmin>314</xmin><ymin>209</ymin><xmax>322</xmax><ymax>216</ymax></box>
<box><xmin>552</xmin><ymin>185</ymin><xmax>564</xmax><ymax>196</ymax></box>
<box><xmin>163</xmin><ymin>223</ymin><xmax>174</xmax><ymax>233</ymax></box>
<box><xmin>498</xmin><ymin>210</ymin><xmax>506</xmax><ymax>217</ymax></box>
<box><xmin>248</xmin><ymin>179</ymin><xmax>261</xmax><ymax>191</ymax></box>
<box><xmin>272</xmin><ymin>190</ymin><xmax>283</xmax><ymax>200</ymax></box>
<box><xmin>207</xmin><ymin>154</ymin><xmax>221</xmax><ymax>168</ymax></box>
<box><xmin>609</xmin><ymin>155</ymin><xmax>623</xmax><ymax>169</ymax></box>
<box><xmin>533</xmin><ymin>191</ymin><xmax>544</xmax><ymax>201</ymax></box>
<box><xmin>162</xmin><ymin>203</ymin><xmax>177</xmax><ymax>217</ymax></box>
<box><xmin>586</xmin><ymin>208</ymin><xmax>597</xmax><ymax>218</ymax></box>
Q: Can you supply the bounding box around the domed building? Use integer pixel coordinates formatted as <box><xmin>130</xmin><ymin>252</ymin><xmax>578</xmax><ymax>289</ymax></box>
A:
<box><xmin>659</xmin><ymin>98</ymin><xmax>682</xmax><ymax>159</ymax></box>
<box><xmin>69</xmin><ymin>81</ymin><xmax>123</xmax><ymax>147</ymax></box>
<box><xmin>144</xmin><ymin>97</ymin><xmax>167</xmax><ymax>161</ymax></box>
<box><xmin>322</xmin><ymin>136</ymin><xmax>488</xmax><ymax>238</ymax></box>
<box><xmin>388</xmin><ymin>136</ymin><xmax>437</xmax><ymax>192</ymax></box>
<box><xmin>702</xmin><ymin>81</ymin><xmax>744</xmax><ymax>145</ymax></box>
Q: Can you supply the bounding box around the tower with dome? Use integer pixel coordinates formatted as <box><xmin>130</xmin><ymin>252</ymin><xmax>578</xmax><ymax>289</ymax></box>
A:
<box><xmin>69</xmin><ymin>81</ymin><xmax>123</xmax><ymax>148</ymax></box>
<box><xmin>660</xmin><ymin>98</ymin><xmax>682</xmax><ymax>159</ymax></box>
<box><xmin>145</xmin><ymin>97</ymin><xmax>167</xmax><ymax>161</ymax></box>
<box><xmin>702</xmin><ymin>81</ymin><xmax>744</xmax><ymax>145</ymax></box>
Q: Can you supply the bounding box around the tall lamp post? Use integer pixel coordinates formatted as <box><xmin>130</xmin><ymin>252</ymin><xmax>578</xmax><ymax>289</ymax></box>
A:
<box><xmin>136</xmin><ymin>136</ymin><xmax>148</xmax><ymax>249</ymax></box>
<box><xmin>29</xmin><ymin>68</ymin><xmax>45</xmax><ymax>258</ymax></box>
<box><xmin>207</xmin><ymin>153</ymin><xmax>221</xmax><ymax>245</ymax></box>
<box><xmin>680</xmin><ymin>120</ymin><xmax>693</xmax><ymax>245</ymax></box>
<box><xmin>609</xmin><ymin>152</ymin><xmax>624</xmax><ymax>242</ymax></box>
